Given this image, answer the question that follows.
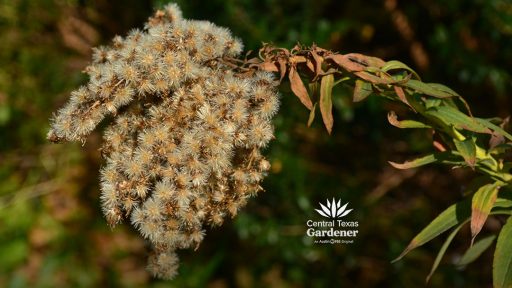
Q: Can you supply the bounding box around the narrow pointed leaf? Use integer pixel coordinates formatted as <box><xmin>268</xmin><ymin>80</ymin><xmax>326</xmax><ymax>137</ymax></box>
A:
<box><xmin>426</xmin><ymin>221</ymin><xmax>466</xmax><ymax>283</ymax></box>
<box><xmin>457</xmin><ymin>235</ymin><xmax>496</xmax><ymax>267</ymax></box>
<box><xmin>320</xmin><ymin>74</ymin><xmax>334</xmax><ymax>134</ymax></box>
<box><xmin>425</xmin><ymin>106</ymin><xmax>492</xmax><ymax>134</ymax></box>
<box><xmin>327</xmin><ymin>54</ymin><xmax>365</xmax><ymax>72</ymax></box>
<box><xmin>474</xmin><ymin>118</ymin><xmax>512</xmax><ymax>141</ymax></box>
<box><xmin>353</xmin><ymin>80</ymin><xmax>372</xmax><ymax>102</ymax></box>
<box><xmin>493</xmin><ymin>216</ymin><xmax>512</xmax><ymax>288</ymax></box>
<box><xmin>404</xmin><ymin>80</ymin><xmax>455</xmax><ymax>99</ymax></box>
<box><xmin>454</xmin><ymin>138</ymin><xmax>477</xmax><ymax>167</ymax></box>
<box><xmin>389</xmin><ymin>154</ymin><xmax>437</xmax><ymax>169</ymax></box>
<box><xmin>307</xmin><ymin>102</ymin><xmax>317</xmax><ymax>127</ymax></box>
<box><xmin>387</xmin><ymin>111</ymin><xmax>431</xmax><ymax>129</ymax></box>
<box><xmin>393</xmin><ymin>86</ymin><xmax>414</xmax><ymax>110</ymax></box>
<box><xmin>381</xmin><ymin>60</ymin><xmax>421</xmax><ymax>80</ymax></box>
<box><xmin>392</xmin><ymin>199</ymin><xmax>471</xmax><ymax>263</ymax></box>
<box><xmin>354</xmin><ymin>71</ymin><xmax>395</xmax><ymax>84</ymax></box>
<box><xmin>310</xmin><ymin>50</ymin><xmax>323</xmax><ymax>78</ymax></box>
<box><xmin>289</xmin><ymin>66</ymin><xmax>313</xmax><ymax>110</ymax></box>
<box><xmin>327</xmin><ymin>53</ymin><xmax>384</xmax><ymax>72</ymax></box>
<box><xmin>427</xmin><ymin>83</ymin><xmax>460</xmax><ymax>97</ymax></box>
<box><xmin>493</xmin><ymin>192</ymin><xmax>512</xmax><ymax>208</ymax></box>
<box><xmin>471</xmin><ymin>183</ymin><xmax>500</xmax><ymax>241</ymax></box>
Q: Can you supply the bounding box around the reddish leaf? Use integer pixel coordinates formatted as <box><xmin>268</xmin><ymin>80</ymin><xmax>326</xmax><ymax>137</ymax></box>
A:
<box><xmin>345</xmin><ymin>53</ymin><xmax>386</xmax><ymax>68</ymax></box>
<box><xmin>327</xmin><ymin>54</ymin><xmax>365</xmax><ymax>72</ymax></box>
<box><xmin>310</xmin><ymin>50</ymin><xmax>323</xmax><ymax>78</ymax></box>
<box><xmin>394</xmin><ymin>86</ymin><xmax>415</xmax><ymax>111</ymax></box>
<box><xmin>277</xmin><ymin>58</ymin><xmax>287</xmax><ymax>81</ymax></box>
<box><xmin>306</xmin><ymin>59</ymin><xmax>315</xmax><ymax>73</ymax></box>
<box><xmin>320</xmin><ymin>74</ymin><xmax>334</xmax><ymax>134</ymax></box>
<box><xmin>288</xmin><ymin>66</ymin><xmax>313</xmax><ymax>110</ymax></box>
<box><xmin>258</xmin><ymin>61</ymin><xmax>278</xmax><ymax>72</ymax></box>
<box><xmin>354</xmin><ymin>71</ymin><xmax>395</xmax><ymax>84</ymax></box>
<box><xmin>387</xmin><ymin>111</ymin><xmax>430</xmax><ymax>129</ymax></box>
<box><xmin>471</xmin><ymin>183</ymin><xmax>500</xmax><ymax>243</ymax></box>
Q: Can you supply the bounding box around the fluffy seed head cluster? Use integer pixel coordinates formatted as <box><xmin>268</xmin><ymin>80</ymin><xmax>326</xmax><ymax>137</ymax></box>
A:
<box><xmin>47</xmin><ymin>4</ymin><xmax>279</xmax><ymax>279</ymax></box>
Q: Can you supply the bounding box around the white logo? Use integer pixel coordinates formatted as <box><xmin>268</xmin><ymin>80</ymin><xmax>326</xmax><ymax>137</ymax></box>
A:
<box><xmin>306</xmin><ymin>198</ymin><xmax>359</xmax><ymax>244</ymax></box>
<box><xmin>315</xmin><ymin>198</ymin><xmax>353</xmax><ymax>219</ymax></box>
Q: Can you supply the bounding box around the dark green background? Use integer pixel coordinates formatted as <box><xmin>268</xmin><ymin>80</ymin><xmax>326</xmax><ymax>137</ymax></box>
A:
<box><xmin>0</xmin><ymin>0</ymin><xmax>511</xmax><ymax>287</ymax></box>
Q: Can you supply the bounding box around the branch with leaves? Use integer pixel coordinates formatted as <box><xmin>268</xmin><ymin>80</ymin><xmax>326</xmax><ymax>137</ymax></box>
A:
<box><xmin>241</xmin><ymin>43</ymin><xmax>512</xmax><ymax>285</ymax></box>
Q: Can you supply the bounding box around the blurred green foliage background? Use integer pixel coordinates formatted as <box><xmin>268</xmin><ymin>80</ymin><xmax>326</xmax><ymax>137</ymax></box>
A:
<box><xmin>0</xmin><ymin>0</ymin><xmax>511</xmax><ymax>287</ymax></box>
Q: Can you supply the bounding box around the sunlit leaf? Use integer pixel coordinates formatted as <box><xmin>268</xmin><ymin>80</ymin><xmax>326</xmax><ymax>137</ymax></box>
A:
<box><xmin>387</xmin><ymin>111</ymin><xmax>431</xmax><ymax>129</ymax></box>
<box><xmin>457</xmin><ymin>235</ymin><xmax>496</xmax><ymax>267</ymax></box>
<box><xmin>493</xmin><ymin>216</ymin><xmax>512</xmax><ymax>288</ymax></box>
<box><xmin>471</xmin><ymin>182</ymin><xmax>500</xmax><ymax>242</ymax></box>
<box><xmin>327</xmin><ymin>53</ymin><xmax>384</xmax><ymax>72</ymax></box>
<box><xmin>475</xmin><ymin>118</ymin><xmax>512</xmax><ymax>142</ymax></box>
<box><xmin>320</xmin><ymin>74</ymin><xmax>334</xmax><ymax>134</ymax></box>
<box><xmin>310</xmin><ymin>50</ymin><xmax>323</xmax><ymax>78</ymax></box>
<box><xmin>425</xmin><ymin>105</ymin><xmax>492</xmax><ymax>134</ymax></box>
<box><xmin>354</xmin><ymin>71</ymin><xmax>395</xmax><ymax>84</ymax></box>
<box><xmin>493</xmin><ymin>192</ymin><xmax>512</xmax><ymax>208</ymax></box>
<box><xmin>427</xmin><ymin>83</ymin><xmax>460</xmax><ymax>97</ymax></box>
<box><xmin>454</xmin><ymin>138</ymin><xmax>477</xmax><ymax>167</ymax></box>
<box><xmin>381</xmin><ymin>60</ymin><xmax>421</xmax><ymax>80</ymax></box>
<box><xmin>393</xmin><ymin>86</ymin><xmax>414</xmax><ymax>110</ymax></box>
<box><xmin>388</xmin><ymin>151</ymin><xmax>461</xmax><ymax>169</ymax></box>
<box><xmin>404</xmin><ymin>80</ymin><xmax>455</xmax><ymax>98</ymax></box>
<box><xmin>288</xmin><ymin>66</ymin><xmax>313</xmax><ymax>110</ymax></box>
<box><xmin>392</xmin><ymin>199</ymin><xmax>471</xmax><ymax>263</ymax></box>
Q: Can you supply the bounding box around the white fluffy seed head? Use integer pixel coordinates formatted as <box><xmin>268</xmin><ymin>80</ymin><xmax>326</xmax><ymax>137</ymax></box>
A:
<box><xmin>48</xmin><ymin>3</ymin><xmax>279</xmax><ymax>280</ymax></box>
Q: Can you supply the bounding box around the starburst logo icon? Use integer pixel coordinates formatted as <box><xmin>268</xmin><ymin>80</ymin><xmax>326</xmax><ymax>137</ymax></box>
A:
<box><xmin>315</xmin><ymin>198</ymin><xmax>353</xmax><ymax>219</ymax></box>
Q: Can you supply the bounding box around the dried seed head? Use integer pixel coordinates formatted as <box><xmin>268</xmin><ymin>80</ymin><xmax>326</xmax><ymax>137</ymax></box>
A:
<box><xmin>48</xmin><ymin>3</ymin><xmax>279</xmax><ymax>280</ymax></box>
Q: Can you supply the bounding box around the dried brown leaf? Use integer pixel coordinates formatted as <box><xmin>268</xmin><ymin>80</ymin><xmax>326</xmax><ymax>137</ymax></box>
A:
<box><xmin>289</xmin><ymin>66</ymin><xmax>313</xmax><ymax>110</ymax></box>
<box><xmin>311</xmin><ymin>50</ymin><xmax>324</xmax><ymax>78</ymax></box>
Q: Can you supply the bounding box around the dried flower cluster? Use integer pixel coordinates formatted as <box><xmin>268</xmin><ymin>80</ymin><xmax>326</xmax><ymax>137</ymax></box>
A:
<box><xmin>48</xmin><ymin>4</ymin><xmax>279</xmax><ymax>279</ymax></box>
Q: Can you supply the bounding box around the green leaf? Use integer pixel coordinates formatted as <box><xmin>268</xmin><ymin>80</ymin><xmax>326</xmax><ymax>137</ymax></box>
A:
<box><xmin>387</xmin><ymin>111</ymin><xmax>431</xmax><ymax>129</ymax></box>
<box><xmin>388</xmin><ymin>151</ymin><xmax>461</xmax><ymax>169</ymax></box>
<box><xmin>353</xmin><ymin>80</ymin><xmax>372</xmax><ymax>102</ymax></box>
<box><xmin>392</xmin><ymin>199</ymin><xmax>471</xmax><ymax>262</ymax></box>
<box><xmin>425</xmin><ymin>105</ymin><xmax>492</xmax><ymax>134</ymax></box>
<box><xmin>475</xmin><ymin>118</ymin><xmax>512</xmax><ymax>142</ymax></box>
<box><xmin>457</xmin><ymin>235</ymin><xmax>496</xmax><ymax>267</ymax></box>
<box><xmin>403</xmin><ymin>80</ymin><xmax>455</xmax><ymax>98</ymax></box>
<box><xmin>426</xmin><ymin>221</ymin><xmax>466</xmax><ymax>283</ymax></box>
<box><xmin>454</xmin><ymin>138</ymin><xmax>477</xmax><ymax>167</ymax></box>
<box><xmin>493</xmin><ymin>216</ymin><xmax>512</xmax><ymax>288</ymax></box>
<box><xmin>381</xmin><ymin>60</ymin><xmax>421</xmax><ymax>80</ymax></box>
<box><xmin>494</xmin><ymin>192</ymin><xmax>512</xmax><ymax>208</ymax></box>
<box><xmin>319</xmin><ymin>74</ymin><xmax>334</xmax><ymax>134</ymax></box>
<box><xmin>427</xmin><ymin>83</ymin><xmax>460</xmax><ymax>97</ymax></box>
<box><xmin>471</xmin><ymin>183</ymin><xmax>500</xmax><ymax>242</ymax></box>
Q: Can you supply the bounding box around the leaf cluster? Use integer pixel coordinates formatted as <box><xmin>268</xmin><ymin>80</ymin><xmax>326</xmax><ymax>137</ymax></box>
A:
<box><xmin>240</xmin><ymin>42</ymin><xmax>512</xmax><ymax>286</ymax></box>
